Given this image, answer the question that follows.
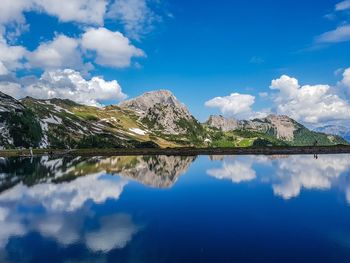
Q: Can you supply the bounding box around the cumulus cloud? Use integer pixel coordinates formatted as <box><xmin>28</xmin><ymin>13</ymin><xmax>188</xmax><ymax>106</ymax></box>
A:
<box><xmin>81</xmin><ymin>27</ymin><xmax>145</xmax><ymax>68</ymax></box>
<box><xmin>0</xmin><ymin>0</ymin><xmax>29</xmax><ymax>26</ymax></box>
<box><xmin>205</xmin><ymin>93</ymin><xmax>256</xmax><ymax>118</ymax></box>
<box><xmin>35</xmin><ymin>0</ymin><xmax>107</xmax><ymax>25</ymax></box>
<box><xmin>0</xmin><ymin>0</ymin><xmax>107</xmax><ymax>27</ymax></box>
<box><xmin>0</xmin><ymin>0</ymin><xmax>161</xmax><ymax>35</ymax></box>
<box><xmin>107</xmin><ymin>0</ymin><xmax>158</xmax><ymax>40</ymax></box>
<box><xmin>341</xmin><ymin>67</ymin><xmax>350</xmax><ymax>89</ymax></box>
<box><xmin>336</xmin><ymin>0</ymin><xmax>350</xmax><ymax>11</ymax></box>
<box><xmin>27</xmin><ymin>35</ymin><xmax>85</xmax><ymax>71</ymax></box>
<box><xmin>23</xmin><ymin>69</ymin><xmax>127</xmax><ymax>106</ymax></box>
<box><xmin>270</xmin><ymin>74</ymin><xmax>350</xmax><ymax>124</ymax></box>
<box><xmin>316</xmin><ymin>25</ymin><xmax>350</xmax><ymax>44</ymax></box>
<box><xmin>0</xmin><ymin>81</ymin><xmax>23</xmax><ymax>99</ymax></box>
<box><xmin>0</xmin><ymin>0</ymin><xmax>151</xmax><ymax>72</ymax></box>
<box><xmin>18</xmin><ymin>29</ymin><xmax>144</xmax><ymax>71</ymax></box>
<box><xmin>0</xmin><ymin>69</ymin><xmax>127</xmax><ymax>106</ymax></box>
<box><xmin>0</xmin><ymin>61</ymin><xmax>9</xmax><ymax>75</ymax></box>
<box><xmin>0</xmin><ymin>36</ymin><xmax>27</xmax><ymax>70</ymax></box>
<box><xmin>205</xmin><ymin>92</ymin><xmax>269</xmax><ymax>119</ymax></box>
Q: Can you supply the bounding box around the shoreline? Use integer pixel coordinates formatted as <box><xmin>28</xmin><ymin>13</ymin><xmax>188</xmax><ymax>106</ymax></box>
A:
<box><xmin>1</xmin><ymin>145</ymin><xmax>350</xmax><ymax>157</ymax></box>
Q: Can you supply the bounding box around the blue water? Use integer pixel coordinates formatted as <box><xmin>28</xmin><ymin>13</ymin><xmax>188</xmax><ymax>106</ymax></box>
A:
<box><xmin>0</xmin><ymin>154</ymin><xmax>350</xmax><ymax>262</ymax></box>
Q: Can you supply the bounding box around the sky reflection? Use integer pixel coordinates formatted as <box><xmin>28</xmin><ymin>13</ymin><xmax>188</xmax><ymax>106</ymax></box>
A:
<box><xmin>206</xmin><ymin>154</ymin><xmax>350</xmax><ymax>201</ymax></box>
<box><xmin>0</xmin><ymin>154</ymin><xmax>350</xmax><ymax>262</ymax></box>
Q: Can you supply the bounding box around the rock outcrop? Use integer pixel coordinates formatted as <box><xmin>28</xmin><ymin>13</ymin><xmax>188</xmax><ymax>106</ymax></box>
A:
<box><xmin>244</xmin><ymin>115</ymin><xmax>298</xmax><ymax>141</ymax></box>
<box><xmin>119</xmin><ymin>90</ymin><xmax>191</xmax><ymax>118</ymax></box>
<box><xmin>206</xmin><ymin>115</ymin><xmax>239</xmax><ymax>132</ymax></box>
<box><xmin>120</xmin><ymin>90</ymin><xmax>202</xmax><ymax>136</ymax></box>
<box><xmin>206</xmin><ymin>114</ymin><xmax>298</xmax><ymax>141</ymax></box>
<box><xmin>0</xmin><ymin>92</ymin><xmax>25</xmax><ymax>113</ymax></box>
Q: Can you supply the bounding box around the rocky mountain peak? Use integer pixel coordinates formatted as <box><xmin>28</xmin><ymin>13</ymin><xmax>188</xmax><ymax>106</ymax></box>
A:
<box><xmin>119</xmin><ymin>89</ymin><xmax>200</xmax><ymax>135</ymax></box>
<box><xmin>260</xmin><ymin>114</ymin><xmax>298</xmax><ymax>141</ymax></box>
<box><xmin>119</xmin><ymin>89</ymin><xmax>191</xmax><ymax>117</ymax></box>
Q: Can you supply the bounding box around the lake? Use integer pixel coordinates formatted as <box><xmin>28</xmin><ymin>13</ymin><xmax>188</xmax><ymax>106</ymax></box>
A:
<box><xmin>0</xmin><ymin>154</ymin><xmax>350</xmax><ymax>262</ymax></box>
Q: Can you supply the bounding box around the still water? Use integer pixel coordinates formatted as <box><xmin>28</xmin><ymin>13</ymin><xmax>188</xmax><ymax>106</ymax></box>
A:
<box><xmin>0</xmin><ymin>154</ymin><xmax>350</xmax><ymax>262</ymax></box>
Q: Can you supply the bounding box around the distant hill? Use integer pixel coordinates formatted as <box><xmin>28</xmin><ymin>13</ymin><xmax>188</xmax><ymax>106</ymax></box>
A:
<box><xmin>204</xmin><ymin>114</ymin><xmax>347</xmax><ymax>147</ymax></box>
<box><xmin>0</xmin><ymin>90</ymin><xmax>347</xmax><ymax>149</ymax></box>
<box><xmin>315</xmin><ymin>125</ymin><xmax>350</xmax><ymax>142</ymax></box>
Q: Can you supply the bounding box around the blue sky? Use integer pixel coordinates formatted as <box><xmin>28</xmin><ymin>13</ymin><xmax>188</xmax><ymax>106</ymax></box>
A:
<box><xmin>0</xmin><ymin>0</ymin><xmax>350</xmax><ymax>127</ymax></box>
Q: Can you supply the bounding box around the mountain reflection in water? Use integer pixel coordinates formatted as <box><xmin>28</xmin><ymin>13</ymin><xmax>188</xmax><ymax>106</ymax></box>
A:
<box><xmin>0</xmin><ymin>154</ymin><xmax>350</xmax><ymax>263</ymax></box>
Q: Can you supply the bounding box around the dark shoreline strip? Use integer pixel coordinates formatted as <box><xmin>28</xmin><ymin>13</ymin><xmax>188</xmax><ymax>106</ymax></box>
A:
<box><xmin>1</xmin><ymin>146</ymin><xmax>350</xmax><ymax>157</ymax></box>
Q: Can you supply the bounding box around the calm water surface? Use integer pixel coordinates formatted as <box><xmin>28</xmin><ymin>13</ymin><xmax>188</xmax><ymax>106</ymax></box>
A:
<box><xmin>0</xmin><ymin>154</ymin><xmax>350</xmax><ymax>262</ymax></box>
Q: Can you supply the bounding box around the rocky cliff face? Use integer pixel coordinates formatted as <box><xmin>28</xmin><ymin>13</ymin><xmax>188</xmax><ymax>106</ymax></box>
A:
<box><xmin>206</xmin><ymin>115</ymin><xmax>239</xmax><ymax>132</ymax></box>
<box><xmin>243</xmin><ymin>115</ymin><xmax>298</xmax><ymax>141</ymax></box>
<box><xmin>119</xmin><ymin>90</ymin><xmax>191</xmax><ymax>118</ymax></box>
<box><xmin>206</xmin><ymin>114</ymin><xmax>298</xmax><ymax>141</ymax></box>
<box><xmin>120</xmin><ymin>90</ymin><xmax>203</xmax><ymax>136</ymax></box>
<box><xmin>0</xmin><ymin>92</ymin><xmax>25</xmax><ymax>113</ymax></box>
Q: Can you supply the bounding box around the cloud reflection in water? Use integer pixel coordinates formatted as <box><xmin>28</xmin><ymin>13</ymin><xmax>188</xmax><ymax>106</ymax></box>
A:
<box><xmin>206</xmin><ymin>154</ymin><xmax>350</xmax><ymax>202</ymax></box>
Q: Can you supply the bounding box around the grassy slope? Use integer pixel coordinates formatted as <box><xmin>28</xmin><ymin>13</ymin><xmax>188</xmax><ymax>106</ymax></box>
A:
<box><xmin>22</xmin><ymin>98</ymin><xmax>179</xmax><ymax>149</ymax></box>
<box><xmin>15</xmin><ymin>98</ymin><xmax>349</xmax><ymax>149</ymax></box>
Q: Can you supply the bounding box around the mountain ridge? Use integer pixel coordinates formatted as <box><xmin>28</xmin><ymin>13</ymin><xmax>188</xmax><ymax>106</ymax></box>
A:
<box><xmin>0</xmin><ymin>90</ymin><xmax>347</xmax><ymax>149</ymax></box>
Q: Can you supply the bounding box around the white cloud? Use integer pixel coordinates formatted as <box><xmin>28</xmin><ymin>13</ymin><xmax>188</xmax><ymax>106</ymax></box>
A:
<box><xmin>24</xmin><ymin>69</ymin><xmax>127</xmax><ymax>106</ymax></box>
<box><xmin>81</xmin><ymin>27</ymin><xmax>145</xmax><ymax>68</ymax></box>
<box><xmin>342</xmin><ymin>67</ymin><xmax>350</xmax><ymax>89</ymax></box>
<box><xmin>0</xmin><ymin>36</ymin><xmax>27</xmax><ymax>70</ymax></box>
<box><xmin>27</xmin><ymin>35</ymin><xmax>85</xmax><ymax>71</ymax></box>
<box><xmin>316</xmin><ymin>25</ymin><xmax>350</xmax><ymax>43</ymax></box>
<box><xmin>34</xmin><ymin>0</ymin><xmax>107</xmax><ymax>25</ymax></box>
<box><xmin>107</xmin><ymin>0</ymin><xmax>158</xmax><ymax>40</ymax></box>
<box><xmin>23</xmin><ymin>29</ymin><xmax>144</xmax><ymax>72</ymax></box>
<box><xmin>0</xmin><ymin>2</ymin><xmax>151</xmax><ymax>74</ymax></box>
<box><xmin>0</xmin><ymin>61</ymin><xmax>9</xmax><ymax>75</ymax></box>
<box><xmin>0</xmin><ymin>68</ymin><xmax>128</xmax><ymax>106</ymax></box>
<box><xmin>0</xmin><ymin>0</ymin><xmax>107</xmax><ymax>27</ymax></box>
<box><xmin>270</xmin><ymin>75</ymin><xmax>350</xmax><ymax>124</ymax></box>
<box><xmin>205</xmin><ymin>93</ymin><xmax>256</xmax><ymax>118</ymax></box>
<box><xmin>0</xmin><ymin>81</ymin><xmax>23</xmax><ymax>99</ymax></box>
<box><xmin>336</xmin><ymin>0</ymin><xmax>350</xmax><ymax>11</ymax></box>
<box><xmin>0</xmin><ymin>0</ymin><xmax>29</xmax><ymax>26</ymax></box>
